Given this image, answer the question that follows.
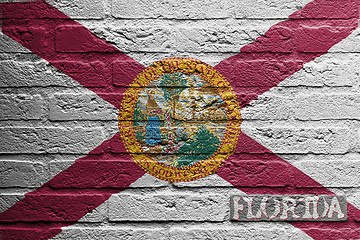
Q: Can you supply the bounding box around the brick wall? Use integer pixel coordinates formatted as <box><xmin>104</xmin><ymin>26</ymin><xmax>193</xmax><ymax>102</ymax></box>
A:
<box><xmin>1</xmin><ymin>0</ymin><xmax>360</xmax><ymax>239</ymax></box>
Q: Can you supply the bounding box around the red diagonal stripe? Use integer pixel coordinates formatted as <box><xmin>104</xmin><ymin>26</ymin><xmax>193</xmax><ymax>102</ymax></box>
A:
<box><xmin>1</xmin><ymin>1</ymin><xmax>360</xmax><ymax>240</ymax></box>
<box><xmin>0</xmin><ymin>133</ymin><xmax>145</xmax><ymax>239</ymax></box>
<box><xmin>215</xmin><ymin>0</ymin><xmax>359</xmax><ymax>108</ymax></box>
<box><xmin>217</xmin><ymin>132</ymin><xmax>360</xmax><ymax>240</ymax></box>
<box><xmin>1</xmin><ymin>0</ymin><xmax>145</xmax><ymax>110</ymax></box>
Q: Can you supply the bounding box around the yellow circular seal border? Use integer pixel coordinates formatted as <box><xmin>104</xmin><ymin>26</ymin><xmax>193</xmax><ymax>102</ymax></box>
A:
<box><xmin>118</xmin><ymin>57</ymin><xmax>242</xmax><ymax>182</ymax></box>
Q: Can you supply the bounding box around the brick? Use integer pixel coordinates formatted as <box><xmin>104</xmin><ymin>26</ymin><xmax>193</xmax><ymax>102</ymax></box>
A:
<box><xmin>241</xmin><ymin>94</ymin><xmax>292</xmax><ymax>120</ymax></box>
<box><xmin>0</xmin><ymin>33</ymin><xmax>30</xmax><ymax>53</ymax></box>
<box><xmin>128</xmin><ymin>173</ymin><xmax>170</xmax><ymax>188</ymax></box>
<box><xmin>0</xmin><ymin>161</ymin><xmax>46</xmax><ymax>187</ymax></box>
<box><xmin>104</xmin><ymin>26</ymin><xmax>175</xmax><ymax>53</ymax></box>
<box><xmin>224</xmin><ymin>60</ymin><xmax>301</xmax><ymax>88</ymax></box>
<box><xmin>0</xmin><ymin>194</ymin><xmax>25</xmax><ymax>213</ymax></box>
<box><xmin>49</xmin><ymin>93</ymin><xmax>117</xmax><ymax>121</ymax></box>
<box><xmin>173</xmin><ymin>173</ymin><xmax>234</xmax><ymax>188</ymax></box>
<box><xmin>358</xmin><ymin>129</ymin><xmax>360</xmax><ymax>152</ymax></box>
<box><xmin>52</xmin><ymin>226</ymin><xmax>313</xmax><ymax>240</ymax></box>
<box><xmin>111</xmin><ymin>0</ymin><xmax>231</xmax><ymax>19</ymax></box>
<box><xmin>49</xmin><ymin>160</ymin><xmax>74</xmax><ymax>178</ymax></box>
<box><xmin>48</xmin><ymin>160</ymin><xmax>145</xmax><ymax>189</ymax></box>
<box><xmin>51</xmin><ymin>60</ymin><xmax>110</xmax><ymax>87</ymax></box>
<box><xmin>0</xmin><ymin>94</ymin><xmax>45</xmax><ymax>120</ymax></box>
<box><xmin>218</xmin><ymin>159</ymin><xmax>300</xmax><ymax>188</ymax></box>
<box><xmin>293</xmin><ymin>160</ymin><xmax>360</xmax><ymax>187</ymax></box>
<box><xmin>175</xmin><ymin>26</ymin><xmax>270</xmax><ymax>53</ymax></box>
<box><xmin>282</xmin><ymin>54</ymin><xmax>360</xmax><ymax>87</ymax></box>
<box><xmin>3</xmin><ymin>25</ymin><xmax>54</xmax><ymax>54</ymax></box>
<box><xmin>108</xmin><ymin>194</ymin><xmax>227</xmax><ymax>221</ymax></box>
<box><xmin>329</xmin><ymin>28</ymin><xmax>360</xmax><ymax>52</ymax></box>
<box><xmin>0</xmin><ymin>60</ymin><xmax>78</xmax><ymax>87</ymax></box>
<box><xmin>112</xmin><ymin>61</ymin><xmax>145</xmax><ymax>87</ymax></box>
<box><xmin>45</xmin><ymin>127</ymin><xmax>105</xmax><ymax>154</ymax></box>
<box><xmin>116</xmin><ymin>52</ymin><xmax>235</xmax><ymax>68</ymax></box>
<box><xmin>293</xmin><ymin>94</ymin><xmax>360</xmax><ymax>120</ymax></box>
<box><xmin>242</xmin><ymin>127</ymin><xmax>352</xmax><ymax>154</ymax></box>
<box><xmin>55</xmin><ymin>25</ymin><xmax>116</xmax><ymax>53</ymax></box>
<box><xmin>0</xmin><ymin>194</ymin><xmax>108</xmax><ymax>222</ymax></box>
<box><xmin>52</xmin><ymin>228</ymin><xmax>168</xmax><ymax>240</ymax></box>
<box><xmin>289</xmin><ymin>0</ymin><xmax>358</xmax><ymax>19</ymax></box>
<box><xmin>0</xmin><ymin>128</ymin><xmax>45</xmax><ymax>153</ymax></box>
<box><xmin>348</xmin><ymin>189</ymin><xmax>360</xmax><ymax>210</ymax></box>
<box><xmin>47</xmin><ymin>0</ymin><xmax>105</xmax><ymax>19</ymax></box>
<box><xmin>1</xmin><ymin>0</ymin><xmax>360</xmax><ymax>238</ymax></box>
<box><xmin>78</xmin><ymin>200</ymin><xmax>107</xmax><ymax>223</ymax></box>
<box><xmin>169</xmin><ymin>228</ymin><xmax>310</xmax><ymax>240</ymax></box>
<box><xmin>297</xmin><ymin>229</ymin><xmax>360</xmax><ymax>240</ymax></box>
<box><xmin>99</xmin><ymin>25</ymin><xmax>270</xmax><ymax>53</ymax></box>
<box><xmin>0</xmin><ymin>228</ymin><xmax>51</xmax><ymax>240</ymax></box>
<box><xmin>296</xmin><ymin>26</ymin><xmax>356</xmax><ymax>53</ymax></box>
<box><xmin>50</xmin><ymin>164</ymin><xmax>164</xmax><ymax>189</ymax></box>
<box><xmin>0</xmin><ymin>127</ymin><xmax>105</xmax><ymax>154</ymax></box>
<box><xmin>234</xmin><ymin>0</ymin><xmax>312</xmax><ymax>19</ymax></box>
<box><xmin>0</xmin><ymin>0</ymin><xmax>67</xmax><ymax>19</ymax></box>
<box><xmin>117</xmin><ymin>125</ymin><xmax>354</xmax><ymax>155</ymax></box>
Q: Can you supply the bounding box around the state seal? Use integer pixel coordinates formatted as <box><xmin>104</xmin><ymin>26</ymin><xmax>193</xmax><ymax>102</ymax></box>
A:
<box><xmin>118</xmin><ymin>58</ymin><xmax>242</xmax><ymax>182</ymax></box>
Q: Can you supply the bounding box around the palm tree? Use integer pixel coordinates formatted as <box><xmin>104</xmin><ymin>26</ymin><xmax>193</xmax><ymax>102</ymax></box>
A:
<box><xmin>160</xmin><ymin>73</ymin><xmax>187</xmax><ymax>120</ymax></box>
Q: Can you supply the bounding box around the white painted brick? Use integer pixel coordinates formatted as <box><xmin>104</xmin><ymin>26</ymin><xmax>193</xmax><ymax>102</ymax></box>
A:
<box><xmin>293</xmin><ymin>94</ymin><xmax>360</xmax><ymax>120</ymax></box>
<box><xmin>78</xmin><ymin>200</ymin><xmax>108</xmax><ymax>222</ymax></box>
<box><xmin>0</xmin><ymin>94</ymin><xmax>45</xmax><ymax>120</ymax></box>
<box><xmin>0</xmin><ymin>127</ymin><xmax>105</xmax><ymax>154</ymax></box>
<box><xmin>0</xmin><ymin>60</ymin><xmax>78</xmax><ymax>87</ymax></box>
<box><xmin>0</xmin><ymin>128</ymin><xmax>45</xmax><ymax>153</ymax></box>
<box><xmin>173</xmin><ymin>174</ymin><xmax>233</xmax><ymax>188</ymax></box>
<box><xmin>0</xmin><ymin>33</ymin><xmax>30</xmax><ymax>53</ymax></box>
<box><xmin>347</xmin><ymin>189</ymin><xmax>360</xmax><ymax>210</ymax></box>
<box><xmin>52</xmin><ymin>225</ymin><xmax>312</xmax><ymax>240</ymax></box>
<box><xmin>169</xmin><ymin>227</ymin><xmax>309</xmax><ymax>240</ymax></box>
<box><xmin>108</xmin><ymin>194</ymin><xmax>227</xmax><ymax>221</ymax></box>
<box><xmin>0</xmin><ymin>161</ymin><xmax>47</xmax><ymax>187</ymax></box>
<box><xmin>294</xmin><ymin>160</ymin><xmax>360</xmax><ymax>187</ymax></box>
<box><xmin>49</xmin><ymin>93</ymin><xmax>117</xmax><ymax>121</ymax></box>
<box><xmin>0</xmin><ymin>194</ymin><xmax>25</xmax><ymax>212</ymax></box>
<box><xmin>131</xmin><ymin>52</ymin><xmax>237</xmax><ymax>67</ymax></box>
<box><xmin>242</xmin><ymin>127</ymin><xmax>352</xmax><ymax>154</ymax></box>
<box><xmin>128</xmin><ymin>174</ymin><xmax>170</xmax><ymax>188</ymax></box>
<box><xmin>99</xmin><ymin>26</ymin><xmax>175</xmax><ymax>53</ymax></box>
<box><xmin>357</xmin><ymin>128</ymin><xmax>360</xmax><ymax>152</ymax></box>
<box><xmin>52</xmin><ymin>228</ymin><xmax>168</xmax><ymax>240</ymax></box>
<box><xmin>49</xmin><ymin>160</ymin><xmax>76</xmax><ymax>177</ymax></box>
<box><xmin>234</xmin><ymin>0</ymin><xmax>312</xmax><ymax>19</ymax></box>
<box><xmin>281</xmin><ymin>54</ymin><xmax>360</xmax><ymax>87</ymax></box>
<box><xmin>174</xmin><ymin>26</ymin><xmax>267</xmax><ymax>53</ymax></box>
<box><xmin>111</xmin><ymin>0</ymin><xmax>314</xmax><ymax>20</ymax></box>
<box><xmin>1</xmin><ymin>0</ymin><xmax>360</xmax><ymax>238</ymax></box>
<box><xmin>40</xmin><ymin>127</ymin><xmax>106</xmax><ymax>154</ymax></box>
<box><xmin>241</xmin><ymin>94</ymin><xmax>292</xmax><ymax>120</ymax></box>
<box><xmin>95</xmin><ymin>25</ymin><xmax>270</xmax><ymax>53</ymax></box>
<box><xmin>112</xmin><ymin>0</ymin><xmax>232</xmax><ymax>19</ymax></box>
<box><xmin>329</xmin><ymin>27</ymin><xmax>360</xmax><ymax>52</ymax></box>
<box><xmin>47</xmin><ymin>0</ymin><xmax>105</xmax><ymax>19</ymax></box>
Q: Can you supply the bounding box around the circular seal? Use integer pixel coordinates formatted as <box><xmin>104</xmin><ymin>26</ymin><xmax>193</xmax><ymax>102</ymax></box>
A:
<box><xmin>118</xmin><ymin>58</ymin><xmax>242</xmax><ymax>182</ymax></box>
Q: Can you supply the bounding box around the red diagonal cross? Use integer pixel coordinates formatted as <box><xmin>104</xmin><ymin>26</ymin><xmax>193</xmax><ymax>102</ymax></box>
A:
<box><xmin>1</xmin><ymin>0</ymin><xmax>360</xmax><ymax>239</ymax></box>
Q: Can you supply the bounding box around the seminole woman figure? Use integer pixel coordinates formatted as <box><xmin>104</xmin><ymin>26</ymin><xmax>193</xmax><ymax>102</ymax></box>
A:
<box><xmin>145</xmin><ymin>89</ymin><xmax>162</xmax><ymax>146</ymax></box>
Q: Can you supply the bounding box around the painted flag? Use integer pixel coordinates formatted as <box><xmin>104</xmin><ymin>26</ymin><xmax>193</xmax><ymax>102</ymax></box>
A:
<box><xmin>0</xmin><ymin>0</ymin><xmax>360</xmax><ymax>239</ymax></box>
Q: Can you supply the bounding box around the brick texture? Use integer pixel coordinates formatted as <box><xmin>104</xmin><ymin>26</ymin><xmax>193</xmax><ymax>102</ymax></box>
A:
<box><xmin>1</xmin><ymin>0</ymin><xmax>360</xmax><ymax>240</ymax></box>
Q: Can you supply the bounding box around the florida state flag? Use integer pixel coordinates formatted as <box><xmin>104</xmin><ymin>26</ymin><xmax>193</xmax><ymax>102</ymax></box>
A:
<box><xmin>1</xmin><ymin>0</ymin><xmax>359</xmax><ymax>239</ymax></box>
